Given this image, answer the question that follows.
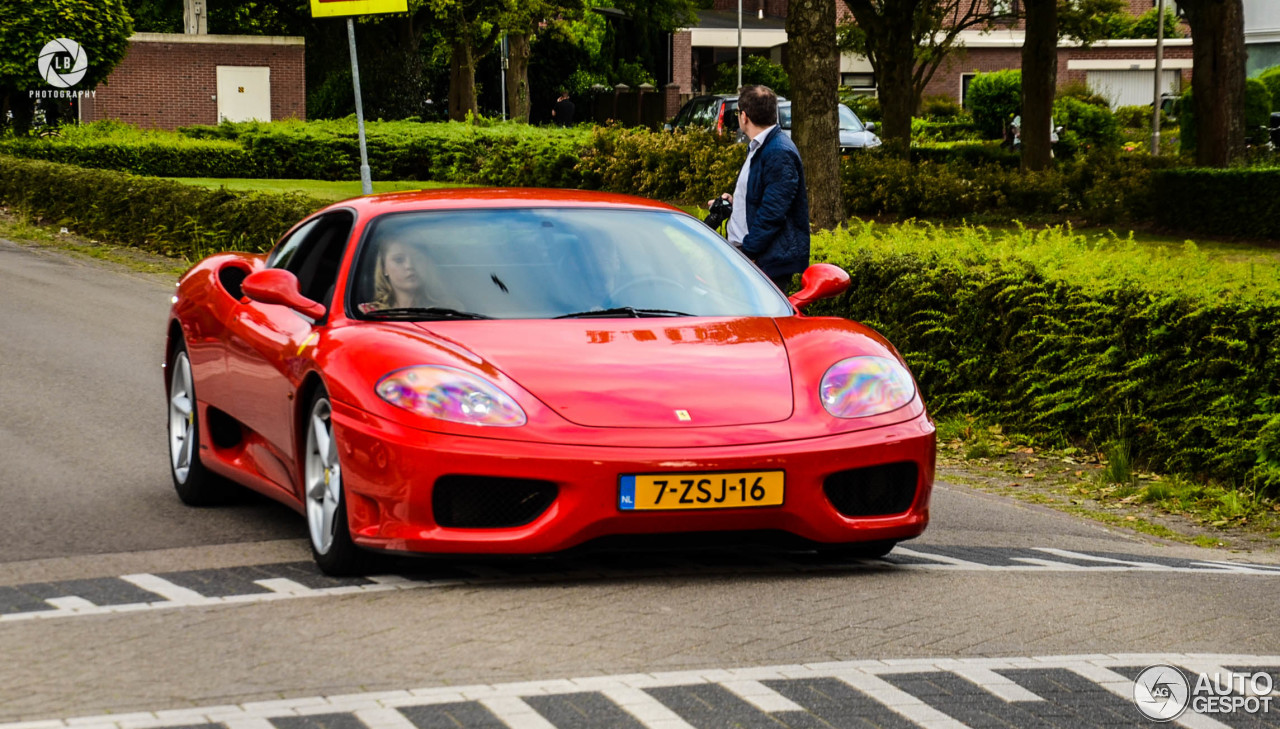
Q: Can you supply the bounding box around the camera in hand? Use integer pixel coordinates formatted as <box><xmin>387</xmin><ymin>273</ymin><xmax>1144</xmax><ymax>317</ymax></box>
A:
<box><xmin>703</xmin><ymin>196</ymin><xmax>733</xmax><ymax>232</ymax></box>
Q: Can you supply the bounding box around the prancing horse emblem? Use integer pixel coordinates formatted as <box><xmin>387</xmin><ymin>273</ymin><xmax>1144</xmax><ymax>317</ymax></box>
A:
<box><xmin>675</xmin><ymin>410</ymin><xmax>692</xmax><ymax>422</ymax></box>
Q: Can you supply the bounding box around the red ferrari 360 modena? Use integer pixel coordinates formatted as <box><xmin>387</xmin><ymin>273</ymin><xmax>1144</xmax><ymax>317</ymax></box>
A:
<box><xmin>165</xmin><ymin>189</ymin><xmax>935</xmax><ymax>575</ymax></box>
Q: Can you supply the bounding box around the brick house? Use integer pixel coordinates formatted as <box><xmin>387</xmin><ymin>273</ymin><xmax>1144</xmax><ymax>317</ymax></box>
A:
<box><xmin>671</xmin><ymin>0</ymin><xmax>1193</xmax><ymax>110</ymax></box>
<box><xmin>80</xmin><ymin>33</ymin><xmax>305</xmax><ymax>130</ymax></box>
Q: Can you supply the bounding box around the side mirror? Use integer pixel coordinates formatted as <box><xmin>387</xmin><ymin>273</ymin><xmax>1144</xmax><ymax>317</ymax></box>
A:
<box><xmin>663</xmin><ymin>122</ymin><xmax>674</xmax><ymax>132</ymax></box>
<box><xmin>242</xmin><ymin>268</ymin><xmax>326</xmax><ymax>319</ymax></box>
<box><xmin>864</xmin><ymin>122</ymin><xmax>876</xmax><ymax>132</ymax></box>
<box><xmin>788</xmin><ymin>263</ymin><xmax>851</xmax><ymax>310</ymax></box>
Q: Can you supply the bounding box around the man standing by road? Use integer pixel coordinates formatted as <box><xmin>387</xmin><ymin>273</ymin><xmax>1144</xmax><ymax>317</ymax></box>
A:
<box><xmin>709</xmin><ymin>85</ymin><xmax>810</xmax><ymax>291</ymax></box>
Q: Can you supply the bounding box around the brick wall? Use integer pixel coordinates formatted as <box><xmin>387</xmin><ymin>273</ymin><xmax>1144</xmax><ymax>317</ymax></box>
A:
<box><xmin>672</xmin><ymin>31</ymin><xmax>693</xmax><ymax>93</ymax></box>
<box><xmin>82</xmin><ymin>34</ymin><xmax>304</xmax><ymax>130</ymax></box>
<box><xmin>921</xmin><ymin>44</ymin><xmax>1195</xmax><ymax>102</ymax></box>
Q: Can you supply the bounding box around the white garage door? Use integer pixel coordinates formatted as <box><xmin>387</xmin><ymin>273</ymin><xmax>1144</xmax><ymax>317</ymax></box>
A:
<box><xmin>216</xmin><ymin>66</ymin><xmax>271</xmax><ymax>123</ymax></box>
<box><xmin>1087</xmin><ymin>70</ymin><xmax>1179</xmax><ymax>109</ymax></box>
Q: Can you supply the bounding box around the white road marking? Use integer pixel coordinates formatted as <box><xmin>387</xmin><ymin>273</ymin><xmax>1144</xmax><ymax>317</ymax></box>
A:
<box><xmin>43</xmin><ymin>596</ymin><xmax>96</xmax><ymax>611</ymax></box>
<box><xmin>832</xmin><ymin>670</ymin><xmax>970</xmax><ymax>729</ymax></box>
<box><xmin>719</xmin><ymin>680</ymin><xmax>806</xmax><ymax>713</ymax></box>
<box><xmin>601</xmin><ymin>687</ymin><xmax>698</xmax><ymax>729</ymax></box>
<box><xmin>3</xmin><ymin>551</ymin><xmax>1279</xmax><ymax>625</ymax></box>
<box><xmin>478</xmin><ymin>697</ymin><xmax>559</xmax><ymax>729</ymax></box>
<box><xmin>947</xmin><ymin>666</ymin><xmax>1045</xmax><ymax>703</ymax></box>
<box><xmin>118</xmin><ymin>574</ymin><xmax>208</xmax><ymax>604</ymax></box>
<box><xmin>6</xmin><ymin>655</ymin><xmax>1280</xmax><ymax>729</ymax></box>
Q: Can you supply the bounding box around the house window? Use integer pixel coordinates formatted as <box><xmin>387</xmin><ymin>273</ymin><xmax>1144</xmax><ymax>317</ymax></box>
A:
<box><xmin>991</xmin><ymin>0</ymin><xmax>1020</xmax><ymax>17</ymax></box>
<box><xmin>841</xmin><ymin>72</ymin><xmax>876</xmax><ymax>96</ymax></box>
<box><xmin>961</xmin><ymin>73</ymin><xmax>978</xmax><ymax>107</ymax></box>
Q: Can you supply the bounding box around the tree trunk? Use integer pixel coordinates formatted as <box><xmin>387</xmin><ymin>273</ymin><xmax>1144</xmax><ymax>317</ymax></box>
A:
<box><xmin>786</xmin><ymin>0</ymin><xmax>841</xmax><ymax>231</ymax></box>
<box><xmin>1182</xmin><ymin>0</ymin><xmax>1246</xmax><ymax>167</ymax></box>
<box><xmin>1020</xmin><ymin>0</ymin><xmax>1058</xmax><ymax>171</ymax></box>
<box><xmin>448</xmin><ymin>40</ymin><xmax>478</xmax><ymax>122</ymax></box>
<box><xmin>506</xmin><ymin>32</ymin><xmax>531</xmax><ymax>123</ymax></box>
<box><xmin>876</xmin><ymin>16</ymin><xmax>919</xmax><ymax>150</ymax></box>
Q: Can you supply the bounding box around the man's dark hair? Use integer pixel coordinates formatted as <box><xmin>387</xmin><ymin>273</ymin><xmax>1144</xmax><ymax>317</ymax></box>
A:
<box><xmin>737</xmin><ymin>85</ymin><xmax>778</xmax><ymax>127</ymax></box>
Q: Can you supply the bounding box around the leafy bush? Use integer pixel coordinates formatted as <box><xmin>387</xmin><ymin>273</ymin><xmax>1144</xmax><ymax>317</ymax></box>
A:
<box><xmin>1178</xmin><ymin>87</ymin><xmax>1196</xmax><ymax>155</ymax></box>
<box><xmin>920</xmin><ymin>95</ymin><xmax>965</xmax><ymax>118</ymax></box>
<box><xmin>912</xmin><ymin>118</ymin><xmax>981</xmax><ymax>142</ymax></box>
<box><xmin>842</xmin><ymin>150</ymin><xmax>1157</xmax><ymax>223</ymax></box>
<box><xmin>1246</xmin><ymin>77</ymin><xmax>1272</xmax><ymax>141</ymax></box>
<box><xmin>1056</xmin><ymin>81</ymin><xmax>1111</xmax><ymax>109</ymax></box>
<box><xmin>1127</xmin><ymin>7</ymin><xmax>1184</xmax><ymax>39</ymax></box>
<box><xmin>0</xmin><ymin>156</ymin><xmax>321</xmax><ymax>258</ymax></box>
<box><xmin>1116</xmin><ymin>105</ymin><xmax>1152</xmax><ymax>129</ymax></box>
<box><xmin>1053</xmin><ymin>96</ymin><xmax>1121</xmax><ymax>158</ymax></box>
<box><xmin>576</xmin><ymin>126</ymin><xmax>744</xmax><ymax>204</ymax></box>
<box><xmin>712</xmin><ymin>55</ymin><xmax>790</xmax><ymax>97</ymax></box>
<box><xmin>966</xmin><ymin>70</ymin><xmax>1022</xmax><ymax>139</ymax></box>
<box><xmin>1153</xmin><ymin>167</ymin><xmax>1280</xmax><ymax>238</ymax></box>
<box><xmin>1259</xmin><ymin>66</ymin><xmax>1280</xmax><ymax>112</ymax></box>
<box><xmin>841</xmin><ymin>93</ymin><xmax>881</xmax><ymax>122</ymax></box>
<box><xmin>805</xmin><ymin>222</ymin><xmax>1280</xmax><ymax>496</ymax></box>
<box><xmin>910</xmin><ymin>141</ymin><xmax>1020</xmax><ymax>167</ymax></box>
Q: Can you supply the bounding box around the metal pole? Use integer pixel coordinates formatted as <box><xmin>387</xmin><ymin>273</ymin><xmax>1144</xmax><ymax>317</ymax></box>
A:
<box><xmin>1152</xmin><ymin>0</ymin><xmax>1165</xmax><ymax>155</ymax></box>
<box><xmin>737</xmin><ymin>0</ymin><xmax>742</xmax><ymax>91</ymax></box>
<box><xmin>347</xmin><ymin>17</ymin><xmax>373</xmax><ymax>196</ymax></box>
<box><xmin>500</xmin><ymin>34</ymin><xmax>507</xmax><ymax>121</ymax></box>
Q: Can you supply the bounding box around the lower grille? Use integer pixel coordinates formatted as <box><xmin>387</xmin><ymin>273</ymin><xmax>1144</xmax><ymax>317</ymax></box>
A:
<box><xmin>432</xmin><ymin>476</ymin><xmax>557</xmax><ymax>528</ymax></box>
<box><xmin>823</xmin><ymin>462</ymin><xmax>918</xmax><ymax>517</ymax></box>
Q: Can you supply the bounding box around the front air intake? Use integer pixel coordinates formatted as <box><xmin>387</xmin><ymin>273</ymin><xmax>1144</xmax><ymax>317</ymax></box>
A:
<box><xmin>823</xmin><ymin>462</ymin><xmax>918</xmax><ymax>517</ymax></box>
<box><xmin>432</xmin><ymin>476</ymin><xmax>558</xmax><ymax>528</ymax></box>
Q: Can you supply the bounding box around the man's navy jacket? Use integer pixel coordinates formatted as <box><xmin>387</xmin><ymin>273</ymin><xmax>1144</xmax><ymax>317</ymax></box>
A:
<box><xmin>739</xmin><ymin>126</ymin><xmax>811</xmax><ymax>279</ymax></box>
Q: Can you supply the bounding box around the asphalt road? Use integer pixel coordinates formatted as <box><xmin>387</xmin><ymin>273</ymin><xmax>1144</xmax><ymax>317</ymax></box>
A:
<box><xmin>1</xmin><ymin>238</ymin><xmax>1277</xmax><ymax>729</ymax></box>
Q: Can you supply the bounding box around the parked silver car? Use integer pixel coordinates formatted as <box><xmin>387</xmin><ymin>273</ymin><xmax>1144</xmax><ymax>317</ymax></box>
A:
<box><xmin>778</xmin><ymin>101</ymin><xmax>881</xmax><ymax>151</ymax></box>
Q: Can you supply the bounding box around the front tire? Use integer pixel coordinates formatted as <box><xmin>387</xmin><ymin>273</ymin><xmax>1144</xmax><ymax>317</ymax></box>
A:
<box><xmin>304</xmin><ymin>387</ymin><xmax>366</xmax><ymax>576</ymax></box>
<box><xmin>168</xmin><ymin>343</ymin><xmax>230</xmax><ymax>505</ymax></box>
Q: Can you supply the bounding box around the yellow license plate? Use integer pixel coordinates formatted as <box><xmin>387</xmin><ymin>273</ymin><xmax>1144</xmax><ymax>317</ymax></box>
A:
<box><xmin>619</xmin><ymin>471</ymin><xmax>785</xmax><ymax>511</ymax></box>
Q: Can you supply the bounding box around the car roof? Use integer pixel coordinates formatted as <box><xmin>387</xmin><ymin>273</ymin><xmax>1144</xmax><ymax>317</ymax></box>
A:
<box><xmin>320</xmin><ymin>188</ymin><xmax>686</xmax><ymax>217</ymax></box>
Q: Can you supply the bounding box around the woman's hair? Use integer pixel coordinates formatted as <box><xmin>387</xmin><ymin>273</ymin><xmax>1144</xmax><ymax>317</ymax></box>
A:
<box><xmin>737</xmin><ymin>85</ymin><xmax>779</xmax><ymax>127</ymax></box>
<box><xmin>369</xmin><ymin>247</ymin><xmax>397</xmax><ymax>310</ymax></box>
<box><xmin>364</xmin><ymin>236</ymin><xmax>462</xmax><ymax>312</ymax></box>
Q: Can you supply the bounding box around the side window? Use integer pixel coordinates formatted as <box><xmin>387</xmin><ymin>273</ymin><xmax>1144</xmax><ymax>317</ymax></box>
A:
<box><xmin>690</xmin><ymin>99</ymin><xmax>715</xmax><ymax>127</ymax></box>
<box><xmin>674</xmin><ymin>101</ymin><xmax>694</xmax><ymax>127</ymax></box>
<box><xmin>266</xmin><ymin>218</ymin><xmax>320</xmax><ymax>270</ymax></box>
<box><xmin>271</xmin><ymin>211</ymin><xmax>355</xmax><ymax>307</ymax></box>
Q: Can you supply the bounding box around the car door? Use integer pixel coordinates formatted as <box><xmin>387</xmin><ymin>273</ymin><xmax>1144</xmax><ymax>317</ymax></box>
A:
<box><xmin>225</xmin><ymin>210</ymin><xmax>354</xmax><ymax>490</ymax></box>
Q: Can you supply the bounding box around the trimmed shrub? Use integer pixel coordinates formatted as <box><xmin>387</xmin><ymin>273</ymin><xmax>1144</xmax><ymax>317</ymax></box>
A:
<box><xmin>1153</xmin><ymin>167</ymin><xmax>1280</xmax><ymax>238</ymax></box>
<box><xmin>910</xmin><ymin>141</ymin><xmax>1020</xmax><ymax>167</ymax></box>
<box><xmin>1053</xmin><ymin>96</ymin><xmax>1121</xmax><ymax>158</ymax></box>
<box><xmin>0</xmin><ymin>156</ymin><xmax>322</xmax><ymax>258</ymax></box>
<box><xmin>1116</xmin><ymin>105</ymin><xmax>1153</xmax><ymax>129</ymax></box>
<box><xmin>1259</xmin><ymin>66</ymin><xmax>1280</xmax><ymax>112</ymax></box>
<box><xmin>920</xmin><ymin>95</ymin><xmax>965</xmax><ymax>118</ymax></box>
<box><xmin>805</xmin><ymin>222</ymin><xmax>1280</xmax><ymax>495</ymax></box>
<box><xmin>1056</xmin><ymin>81</ymin><xmax>1111</xmax><ymax>109</ymax></box>
<box><xmin>966</xmin><ymin>70</ymin><xmax>1022</xmax><ymax>139</ymax></box>
<box><xmin>712</xmin><ymin>55</ymin><xmax>790</xmax><ymax>97</ymax></box>
<box><xmin>576</xmin><ymin>126</ymin><xmax>745</xmax><ymax>204</ymax></box>
<box><xmin>1246</xmin><ymin>77</ymin><xmax>1272</xmax><ymax>141</ymax></box>
<box><xmin>842</xmin><ymin>93</ymin><xmax>881</xmax><ymax>122</ymax></box>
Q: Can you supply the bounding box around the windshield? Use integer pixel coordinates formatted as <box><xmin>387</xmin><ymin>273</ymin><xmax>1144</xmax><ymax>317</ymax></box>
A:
<box><xmin>778</xmin><ymin>103</ymin><xmax>865</xmax><ymax>132</ymax></box>
<box><xmin>349</xmin><ymin>208</ymin><xmax>793</xmax><ymax>320</ymax></box>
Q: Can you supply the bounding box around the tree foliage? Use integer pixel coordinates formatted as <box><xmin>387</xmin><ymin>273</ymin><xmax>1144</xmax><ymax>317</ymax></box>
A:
<box><xmin>711</xmin><ymin>55</ymin><xmax>790</xmax><ymax>96</ymax></box>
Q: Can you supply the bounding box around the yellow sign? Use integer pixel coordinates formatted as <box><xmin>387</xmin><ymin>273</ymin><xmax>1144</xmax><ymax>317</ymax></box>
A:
<box><xmin>310</xmin><ymin>0</ymin><xmax>408</xmax><ymax>17</ymax></box>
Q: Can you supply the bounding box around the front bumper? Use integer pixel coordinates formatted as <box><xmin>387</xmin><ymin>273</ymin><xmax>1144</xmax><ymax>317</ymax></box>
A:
<box><xmin>332</xmin><ymin>402</ymin><xmax>935</xmax><ymax>555</ymax></box>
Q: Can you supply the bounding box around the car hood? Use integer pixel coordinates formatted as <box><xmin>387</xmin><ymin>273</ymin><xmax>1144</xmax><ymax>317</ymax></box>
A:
<box><xmin>413</xmin><ymin>318</ymin><xmax>794</xmax><ymax>429</ymax></box>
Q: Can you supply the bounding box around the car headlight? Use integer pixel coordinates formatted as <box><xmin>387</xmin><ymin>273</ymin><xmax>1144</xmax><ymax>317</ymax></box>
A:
<box><xmin>819</xmin><ymin>356</ymin><xmax>915</xmax><ymax>419</ymax></box>
<box><xmin>376</xmin><ymin>366</ymin><xmax>526</xmax><ymax>427</ymax></box>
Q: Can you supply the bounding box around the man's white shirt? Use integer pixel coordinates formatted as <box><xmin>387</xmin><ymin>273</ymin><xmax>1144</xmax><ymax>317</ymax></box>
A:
<box><xmin>727</xmin><ymin>124</ymin><xmax>776</xmax><ymax>247</ymax></box>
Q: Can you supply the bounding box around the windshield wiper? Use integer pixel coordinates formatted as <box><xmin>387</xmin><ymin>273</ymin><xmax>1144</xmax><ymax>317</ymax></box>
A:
<box><xmin>554</xmin><ymin>307</ymin><xmax>691</xmax><ymax>319</ymax></box>
<box><xmin>363</xmin><ymin>306</ymin><xmax>493</xmax><ymax>321</ymax></box>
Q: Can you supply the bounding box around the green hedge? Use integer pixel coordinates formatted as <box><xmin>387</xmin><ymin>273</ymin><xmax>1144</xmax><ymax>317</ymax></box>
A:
<box><xmin>806</xmin><ymin>223</ymin><xmax>1280</xmax><ymax>495</ymax></box>
<box><xmin>842</xmin><ymin>152</ymin><xmax>1161</xmax><ymax>223</ymax></box>
<box><xmin>0</xmin><ymin>137</ymin><xmax>259</xmax><ymax>177</ymax></box>
<box><xmin>1153</xmin><ymin>167</ymin><xmax>1280</xmax><ymax>238</ymax></box>
<box><xmin>0</xmin><ymin>156</ymin><xmax>322</xmax><ymax>258</ymax></box>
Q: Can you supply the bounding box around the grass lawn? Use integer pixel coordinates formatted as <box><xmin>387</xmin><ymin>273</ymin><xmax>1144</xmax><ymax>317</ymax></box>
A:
<box><xmin>164</xmin><ymin>178</ymin><xmax>476</xmax><ymax>201</ymax></box>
